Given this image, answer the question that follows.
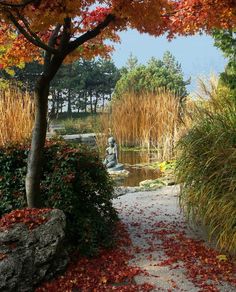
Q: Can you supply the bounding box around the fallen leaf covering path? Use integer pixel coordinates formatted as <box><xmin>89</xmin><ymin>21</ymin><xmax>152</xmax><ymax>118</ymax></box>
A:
<box><xmin>37</xmin><ymin>219</ymin><xmax>154</xmax><ymax>291</ymax></box>
<box><xmin>37</xmin><ymin>185</ymin><xmax>236</xmax><ymax>291</ymax></box>
<box><xmin>113</xmin><ymin>185</ymin><xmax>236</xmax><ymax>292</ymax></box>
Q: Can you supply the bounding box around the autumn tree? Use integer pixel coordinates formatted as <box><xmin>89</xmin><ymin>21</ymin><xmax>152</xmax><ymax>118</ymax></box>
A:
<box><xmin>0</xmin><ymin>0</ymin><xmax>235</xmax><ymax>208</ymax></box>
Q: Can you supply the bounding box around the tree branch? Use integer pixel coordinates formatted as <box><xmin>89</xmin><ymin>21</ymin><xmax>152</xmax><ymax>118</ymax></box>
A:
<box><xmin>48</xmin><ymin>24</ymin><xmax>61</xmax><ymax>47</ymax></box>
<box><xmin>0</xmin><ymin>0</ymin><xmax>37</xmax><ymax>8</ymax></box>
<box><xmin>7</xmin><ymin>10</ymin><xmax>58</xmax><ymax>54</ymax></box>
<box><xmin>59</xmin><ymin>17</ymin><xmax>71</xmax><ymax>53</ymax></box>
<box><xmin>16</xmin><ymin>11</ymin><xmax>59</xmax><ymax>55</ymax></box>
<box><xmin>43</xmin><ymin>24</ymin><xmax>61</xmax><ymax>72</ymax></box>
<box><xmin>67</xmin><ymin>13</ymin><xmax>115</xmax><ymax>55</ymax></box>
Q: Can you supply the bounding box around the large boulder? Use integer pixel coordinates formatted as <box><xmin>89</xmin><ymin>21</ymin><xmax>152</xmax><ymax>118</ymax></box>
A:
<box><xmin>0</xmin><ymin>209</ymin><xmax>68</xmax><ymax>292</ymax></box>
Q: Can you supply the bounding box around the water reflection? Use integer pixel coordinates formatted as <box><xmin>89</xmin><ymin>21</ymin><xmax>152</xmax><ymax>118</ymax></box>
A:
<box><xmin>117</xmin><ymin>151</ymin><xmax>161</xmax><ymax>187</ymax></box>
<box><xmin>71</xmin><ymin>139</ymin><xmax>160</xmax><ymax>186</ymax></box>
<box><xmin>119</xmin><ymin>150</ymin><xmax>151</xmax><ymax>165</ymax></box>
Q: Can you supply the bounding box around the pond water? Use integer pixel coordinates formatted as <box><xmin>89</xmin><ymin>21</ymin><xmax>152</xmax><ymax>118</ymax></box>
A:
<box><xmin>69</xmin><ymin>137</ymin><xmax>160</xmax><ymax>187</ymax></box>
<box><xmin>116</xmin><ymin>151</ymin><xmax>161</xmax><ymax>187</ymax></box>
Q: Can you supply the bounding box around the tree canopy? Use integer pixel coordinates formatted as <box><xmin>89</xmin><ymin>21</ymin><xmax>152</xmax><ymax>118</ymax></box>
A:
<box><xmin>0</xmin><ymin>0</ymin><xmax>235</xmax><ymax>70</ymax></box>
<box><xmin>0</xmin><ymin>0</ymin><xmax>235</xmax><ymax>207</ymax></box>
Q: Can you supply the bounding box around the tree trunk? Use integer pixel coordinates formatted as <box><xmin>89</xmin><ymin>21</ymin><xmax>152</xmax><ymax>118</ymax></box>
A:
<box><xmin>90</xmin><ymin>94</ymin><xmax>93</xmax><ymax>113</ymax></box>
<box><xmin>50</xmin><ymin>91</ymin><xmax>56</xmax><ymax>117</ymax></box>
<box><xmin>25</xmin><ymin>76</ymin><xmax>49</xmax><ymax>207</ymax></box>
<box><xmin>67</xmin><ymin>88</ymin><xmax>72</xmax><ymax>115</ymax></box>
<box><xmin>94</xmin><ymin>95</ymin><xmax>98</xmax><ymax>113</ymax></box>
<box><xmin>25</xmin><ymin>52</ymin><xmax>65</xmax><ymax>207</ymax></box>
<box><xmin>77</xmin><ymin>94</ymin><xmax>81</xmax><ymax>113</ymax></box>
<box><xmin>84</xmin><ymin>94</ymin><xmax>87</xmax><ymax>113</ymax></box>
<box><xmin>56</xmin><ymin>91</ymin><xmax>60</xmax><ymax>115</ymax></box>
<box><xmin>102</xmin><ymin>93</ymin><xmax>105</xmax><ymax>110</ymax></box>
<box><xmin>22</xmin><ymin>13</ymin><xmax>117</xmax><ymax>207</ymax></box>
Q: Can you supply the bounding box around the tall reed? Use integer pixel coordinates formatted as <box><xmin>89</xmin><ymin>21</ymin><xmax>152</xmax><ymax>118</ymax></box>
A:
<box><xmin>95</xmin><ymin>111</ymin><xmax>112</xmax><ymax>155</ymax></box>
<box><xmin>0</xmin><ymin>88</ymin><xmax>34</xmax><ymax>146</ymax></box>
<box><xmin>109</xmin><ymin>91</ymin><xmax>182</xmax><ymax>160</ymax></box>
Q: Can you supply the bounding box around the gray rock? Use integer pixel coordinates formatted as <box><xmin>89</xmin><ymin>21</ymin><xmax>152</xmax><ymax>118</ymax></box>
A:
<box><xmin>0</xmin><ymin>209</ymin><xmax>68</xmax><ymax>292</ymax></box>
<box><xmin>114</xmin><ymin>186</ymin><xmax>140</xmax><ymax>197</ymax></box>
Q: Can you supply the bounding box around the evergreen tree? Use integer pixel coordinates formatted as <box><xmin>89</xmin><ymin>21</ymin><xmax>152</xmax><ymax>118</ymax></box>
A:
<box><xmin>212</xmin><ymin>29</ymin><xmax>236</xmax><ymax>95</ymax></box>
<box><xmin>0</xmin><ymin>58</ymin><xmax>120</xmax><ymax>115</ymax></box>
<box><xmin>114</xmin><ymin>52</ymin><xmax>189</xmax><ymax>101</ymax></box>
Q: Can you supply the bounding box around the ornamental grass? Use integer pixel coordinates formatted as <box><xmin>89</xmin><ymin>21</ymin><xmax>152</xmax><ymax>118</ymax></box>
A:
<box><xmin>107</xmin><ymin>90</ymin><xmax>183</xmax><ymax>160</ymax></box>
<box><xmin>0</xmin><ymin>87</ymin><xmax>34</xmax><ymax>146</ymax></box>
<box><xmin>176</xmin><ymin>83</ymin><xmax>236</xmax><ymax>254</ymax></box>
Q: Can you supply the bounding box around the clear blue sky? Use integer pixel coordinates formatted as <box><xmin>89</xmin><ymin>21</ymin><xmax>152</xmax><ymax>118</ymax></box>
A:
<box><xmin>111</xmin><ymin>29</ymin><xmax>227</xmax><ymax>92</ymax></box>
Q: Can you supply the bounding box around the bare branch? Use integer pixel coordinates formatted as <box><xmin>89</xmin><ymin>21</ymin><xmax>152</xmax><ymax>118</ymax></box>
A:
<box><xmin>15</xmin><ymin>12</ymin><xmax>59</xmax><ymax>55</ymax></box>
<box><xmin>0</xmin><ymin>0</ymin><xmax>37</xmax><ymax>8</ymax></box>
<box><xmin>48</xmin><ymin>24</ymin><xmax>61</xmax><ymax>47</ymax></box>
<box><xmin>59</xmin><ymin>17</ymin><xmax>71</xmax><ymax>52</ymax></box>
<box><xmin>7</xmin><ymin>10</ymin><xmax>58</xmax><ymax>54</ymax></box>
<box><xmin>67</xmin><ymin>13</ymin><xmax>115</xmax><ymax>55</ymax></box>
<box><xmin>44</xmin><ymin>24</ymin><xmax>61</xmax><ymax>72</ymax></box>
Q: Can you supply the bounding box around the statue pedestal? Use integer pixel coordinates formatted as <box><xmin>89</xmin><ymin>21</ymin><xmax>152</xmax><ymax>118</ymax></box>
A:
<box><xmin>108</xmin><ymin>163</ymin><xmax>124</xmax><ymax>171</ymax></box>
<box><xmin>107</xmin><ymin>163</ymin><xmax>129</xmax><ymax>177</ymax></box>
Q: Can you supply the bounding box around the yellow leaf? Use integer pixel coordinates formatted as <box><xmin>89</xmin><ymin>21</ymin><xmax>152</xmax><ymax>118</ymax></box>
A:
<box><xmin>216</xmin><ymin>254</ymin><xmax>227</xmax><ymax>262</ymax></box>
<box><xmin>17</xmin><ymin>61</ymin><xmax>25</xmax><ymax>69</ymax></box>
<box><xmin>100</xmin><ymin>276</ymin><xmax>108</xmax><ymax>284</ymax></box>
<box><xmin>5</xmin><ymin>68</ymin><xmax>15</xmax><ymax>76</ymax></box>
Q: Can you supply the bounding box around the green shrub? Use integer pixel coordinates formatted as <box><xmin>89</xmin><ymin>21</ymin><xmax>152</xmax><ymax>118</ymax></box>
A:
<box><xmin>0</xmin><ymin>141</ymin><xmax>118</xmax><ymax>255</ymax></box>
<box><xmin>61</xmin><ymin>116</ymin><xmax>100</xmax><ymax>135</ymax></box>
<box><xmin>0</xmin><ymin>145</ymin><xmax>28</xmax><ymax>213</ymax></box>
<box><xmin>176</xmin><ymin>93</ymin><xmax>236</xmax><ymax>254</ymax></box>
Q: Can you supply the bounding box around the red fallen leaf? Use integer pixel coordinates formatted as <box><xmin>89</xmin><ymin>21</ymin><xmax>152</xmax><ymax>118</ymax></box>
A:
<box><xmin>0</xmin><ymin>208</ymin><xmax>51</xmax><ymax>230</ymax></box>
<box><xmin>158</xmin><ymin>258</ymin><xmax>177</xmax><ymax>266</ymax></box>
<box><xmin>6</xmin><ymin>242</ymin><xmax>17</xmax><ymax>249</ymax></box>
<box><xmin>13</xmin><ymin>212</ymin><xmax>20</xmax><ymax>218</ymax></box>
<box><xmin>117</xmin><ymin>203</ymin><xmax>236</xmax><ymax>291</ymax></box>
<box><xmin>10</xmin><ymin>217</ymin><xmax>16</xmax><ymax>223</ymax></box>
<box><xmin>0</xmin><ymin>253</ymin><xmax>7</xmax><ymax>260</ymax></box>
<box><xmin>133</xmin><ymin>246</ymin><xmax>142</xmax><ymax>253</ymax></box>
<box><xmin>100</xmin><ymin>276</ymin><xmax>108</xmax><ymax>284</ymax></box>
<box><xmin>130</xmin><ymin>222</ymin><xmax>141</xmax><ymax>227</ymax></box>
<box><xmin>146</xmin><ymin>254</ymin><xmax>153</xmax><ymax>260</ymax></box>
<box><xmin>36</xmin><ymin>222</ymin><xmax>155</xmax><ymax>292</ymax></box>
<box><xmin>169</xmin><ymin>279</ymin><xmax>178</xmax><ymax>289</ymax></box>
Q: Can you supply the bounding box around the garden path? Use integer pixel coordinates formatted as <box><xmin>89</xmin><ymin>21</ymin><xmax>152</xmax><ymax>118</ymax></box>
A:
<box><xmin>113</xmin><ymin>186</ymin><xmax>236</xmax><ymax>292</ymax></box>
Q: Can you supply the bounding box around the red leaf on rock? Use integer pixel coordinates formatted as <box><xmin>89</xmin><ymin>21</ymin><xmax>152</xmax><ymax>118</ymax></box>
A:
<box><xmin>0</xmin><ymin>253</ymin><xmax>7</xmax><ymax>261</ymax></box>
<box><xmin>0</xmin><ymin>208</ymin><xmax>51</xmax><ymax>230</ymax></box>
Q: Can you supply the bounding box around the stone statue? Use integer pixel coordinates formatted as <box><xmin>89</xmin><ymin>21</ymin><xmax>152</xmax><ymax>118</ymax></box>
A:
<box><xmin>103</xmin><ymin>136</ymin><xmax>118</xmax><ymax>168</ymax></box>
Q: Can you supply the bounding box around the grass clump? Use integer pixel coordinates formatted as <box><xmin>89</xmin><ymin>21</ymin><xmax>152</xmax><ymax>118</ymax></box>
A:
<box><xmin>176</xmin><ymin>85</ymin><xmax>236</xmax><ymax>254</ymax></box>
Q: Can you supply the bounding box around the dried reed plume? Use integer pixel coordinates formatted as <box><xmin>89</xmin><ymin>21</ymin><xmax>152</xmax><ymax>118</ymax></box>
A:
<box><xmin>108</xmin><ymin>90</ymin><xmax>182</xmax><ymax>160</ymax></box>
<box><xmin>0</xmin><ymin>88</ymin><xmax>34</xmax><ymax>146</ymax></box>
<box><xmin>95</xmin><ymin>111</ymin><xmax>112</xmax><ymax>154</ymax></box>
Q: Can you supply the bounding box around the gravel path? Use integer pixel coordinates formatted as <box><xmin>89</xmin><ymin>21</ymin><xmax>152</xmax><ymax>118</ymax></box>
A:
<box><xmin>113</xmin><ymin>186</ymin><xmax>236</xmax><ymax>292</ymax></box>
